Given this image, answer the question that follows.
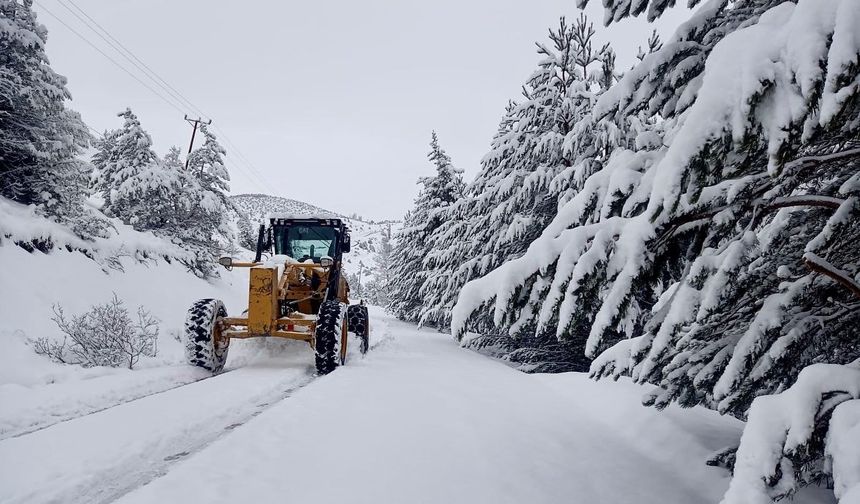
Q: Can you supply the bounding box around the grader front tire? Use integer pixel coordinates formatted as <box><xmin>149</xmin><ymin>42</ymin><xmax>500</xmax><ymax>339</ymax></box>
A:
<box><xmin>183</xmin><ymin>299</ymin><xmax>229</xmax><ymax>373</ymax></box>
<box><xmin>314</xmin><ymin>300</ymin><xmax>343</xmax><ymax>375</ymax></box>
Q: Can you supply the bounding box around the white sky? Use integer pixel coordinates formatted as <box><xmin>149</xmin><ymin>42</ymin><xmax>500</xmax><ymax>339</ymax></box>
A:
<box><xmin>33</xmin><ymin>0</ymin><xmax>690</xmax><ymax>220</ymax></box>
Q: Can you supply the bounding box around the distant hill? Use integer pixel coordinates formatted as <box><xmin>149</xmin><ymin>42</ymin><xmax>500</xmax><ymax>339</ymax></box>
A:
<box><xmin>230</xmin><ymin>193</ymin><xmax>342</xmax><ymax>225</ymax></box>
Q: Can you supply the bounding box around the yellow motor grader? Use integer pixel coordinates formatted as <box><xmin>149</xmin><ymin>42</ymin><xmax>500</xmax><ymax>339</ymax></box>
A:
<box><xmin>182</xmin><ymin>216</ymin><xmax>370</xmax><ymax>375</ymax></box>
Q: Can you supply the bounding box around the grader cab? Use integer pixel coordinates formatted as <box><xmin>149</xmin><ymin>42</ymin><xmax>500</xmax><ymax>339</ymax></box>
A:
<box><xmin>182</xmin><ymin>216</ymin><xmax>370</xmax><ymax>375</ymax></box>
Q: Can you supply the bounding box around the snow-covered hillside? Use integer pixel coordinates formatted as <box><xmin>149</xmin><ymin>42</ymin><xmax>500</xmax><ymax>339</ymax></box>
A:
<box><xmin>339</xmin><ymin>218</ymin><xmax>400</xmax><ymax>299</ymax></box>
<box><xmin>230</xmin><ymin>193</ymin><xmax>343</xmax><ymax>223</ymax></box>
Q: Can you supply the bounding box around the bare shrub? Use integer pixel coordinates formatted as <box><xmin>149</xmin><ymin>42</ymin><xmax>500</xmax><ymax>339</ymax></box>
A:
<box><xmin>31</xmin><ymin>294</ymin><xmax>159</xmax><ymax>369</ymax></box>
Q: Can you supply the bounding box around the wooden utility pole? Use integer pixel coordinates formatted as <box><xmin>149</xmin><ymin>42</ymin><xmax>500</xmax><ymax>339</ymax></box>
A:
<box><xmin>184</xmin><ymin>115</ymin><xmax>212</xmax><ymax>170</ymax></box>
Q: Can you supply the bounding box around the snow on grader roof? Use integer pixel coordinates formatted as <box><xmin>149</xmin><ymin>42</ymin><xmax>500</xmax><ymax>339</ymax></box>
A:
<box><xmin>266</xmin><ymin>213</ymin><xmax>344</xmax><ymax>222</ymax></box>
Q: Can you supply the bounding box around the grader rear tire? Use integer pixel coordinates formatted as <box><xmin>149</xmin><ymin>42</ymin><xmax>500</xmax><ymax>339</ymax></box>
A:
<box><xmin>347</xmin><ymin>304</ymin><xmax>370</xmax><ymax>355</ymax></box>
<box><xmin>183</xmin><ymin>299</ymin><xmax>229</xmax><ymax>373</ymax></box>
<box><xmin>314</xmin><ymin>300</ymin><xmax>343</xmax><ymax>375</ymax></box>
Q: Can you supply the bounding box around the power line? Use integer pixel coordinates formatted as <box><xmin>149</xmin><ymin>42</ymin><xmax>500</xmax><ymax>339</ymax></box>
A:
<box><xmin>84</xmin><ymin>122</ymin><xmax>103</xmax><ymax>139</ymax></box>
<box><xmin>34</xmin><ymin>0</ymin><xmax>275</xmax><ymax>192</ymax></box>
<box><xmin>53</xmin><ymin>0</ymin><xmax>207</xmax><ymax>120</ymax></box>
<box><xmin>209</xmin><ymin>124</ymin><xmax>273</xmax><ymax>188</ymax></box>
<box><xmin>54</xmin><ymin>0</ymin><xmax>275</xmax><ymax>190</ymax></box>
<box><xmin>33</xmin><ymin>1</ymin><xmax>186</xmax><ymax>115</ymax></box>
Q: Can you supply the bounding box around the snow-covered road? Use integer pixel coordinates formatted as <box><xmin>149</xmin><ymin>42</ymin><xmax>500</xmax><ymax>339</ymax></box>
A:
<box><xmin>0</xmin><ymin>353</ymin><xmax>315</xmax><ymax>504</ymax></box>
<box><xmin>0</xmin><ymin>365</ymin><xmax>213</xmax><ymax>440</ymax></box>
<box><xmin>0</xmin><ymin>310</ymin><xmax>833</xmax><ymax>504</ymax></box>
<box><xmin>109</xmin><ymin>313</ymin><xmax>753</xmax><ymax>504</ymax></box>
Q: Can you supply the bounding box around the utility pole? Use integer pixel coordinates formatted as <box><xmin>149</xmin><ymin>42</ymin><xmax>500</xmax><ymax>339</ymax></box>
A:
<box><xmin>184</xmin><ymin>115</ymin><xmax>212</xmax><ymax>170</ymax></box>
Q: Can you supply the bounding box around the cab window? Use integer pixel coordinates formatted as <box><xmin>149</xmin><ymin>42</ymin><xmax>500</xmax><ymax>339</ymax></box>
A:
<box><xmin>273</xmin><ymin>226</ymin><xmax>337</xmax><ymax>262</ymax></box>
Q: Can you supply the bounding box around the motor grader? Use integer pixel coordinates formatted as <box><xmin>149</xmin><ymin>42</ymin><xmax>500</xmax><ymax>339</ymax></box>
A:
<box><xmin>182</xmin><ymin>216</ymin><xmax>370</xmax><ymax>375</ymax></box>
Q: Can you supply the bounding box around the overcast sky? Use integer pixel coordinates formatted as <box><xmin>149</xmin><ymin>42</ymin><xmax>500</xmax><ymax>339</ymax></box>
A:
<box><xmin>33</xmin><ymin>0</ymin><xmax>690</xmax><ymax>220</ymax></box>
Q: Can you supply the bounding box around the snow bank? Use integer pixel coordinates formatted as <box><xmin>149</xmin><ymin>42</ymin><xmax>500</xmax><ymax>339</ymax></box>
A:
<box><xmin>0</xmin><ymin>198</ymin><xmax>92</xmax><ymax>251</ymax></box>
<box><xmin>0</xmin><ymin>225</ymin><xmax>301</xmax><ymax>443</ymax></box>
<box><xmin>0</xmin><ymin>196</ymin><xmax>196</xmax><ymax>267</ymax></box>
<box><xmin>0</xmin><ymin>366</ymin><xmax>209</xmax><ymax>439</ymax></box>
<box><xmin>0</xmin><ymin>241</ymin><xmax>250</xmax><ymax>386</ymax></box>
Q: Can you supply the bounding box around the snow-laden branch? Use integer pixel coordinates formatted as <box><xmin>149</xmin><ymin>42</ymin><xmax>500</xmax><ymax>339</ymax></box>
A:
<box><xmin>782</xmin><ymin>147</ymin><xmax>860</xmax><ymax>172</ymax></box>
<box><xmin>827</xmin><ymin>399</ymin><xmax>860</xmax><ymax>501</ymax></box>
<box><xmin>668</xmin><ymin>194</ymin><xmax>846</xmax><ymax>230</ymax></box>
<box><xmin>803</xmin><ymin>252</ymin><xmax>860</xmax><ymax>299</ymax></box>
<box><xmin>721</xmin><ymin>364</ymin><xmax>860</xmax><ymax>504</ymax></box>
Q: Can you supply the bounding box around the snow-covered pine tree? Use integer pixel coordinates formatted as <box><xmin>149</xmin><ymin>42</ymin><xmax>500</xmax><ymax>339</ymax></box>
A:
<box><xmin>0</xmin><ymin>0</ymin><xmax>92</xmax><ymax>227</ymax></box>
<box><xmin>454</xmin><ymin>0</ymin><xmax>860</xmax><ymax>501</ymax></box>
<box><xmin>185</xmin><ymin>124</ymin><xmax>234</xmax><ymax>248</ymax></box>
<box><xmin>422</xmin><ymin>15</ymin><xmax>625</xmax><ymax>372</ymax></box>
<box><xmin>234</xmin><ymin>209</ymin><xmax>257</xmax><ymax>251</ymax></box>
<box><xmin>389</xmin><ymin>131</ymin><xmax>464</xmax><ymax>322</ymax></box>
<box><xmin>364</xmin><ymin>222</ymin><xmax>394</xmax><ymax>306</ymax></box>
<box><xmin>423</xmin><ymin>131</ymin><xmax>466</xmax><ymax>208</ymax></box>
<box><xmin>161</xmin><ymin>145</ymin><xmax>183</xmax><ymax>172</ymax></box>
<box><xmin>90</xmin><ymin>113</ymin><xmax>227</xmax><ymax>277</ymax></box>
<box><xmin>92</xmin><ymin>109</ymin><xmax>189</xmax><ymax>232</ymax></box>
<box><xmin>158</xmin><ymin>145</ymin><xmax>203</xmax><ymax>238</ymax></box>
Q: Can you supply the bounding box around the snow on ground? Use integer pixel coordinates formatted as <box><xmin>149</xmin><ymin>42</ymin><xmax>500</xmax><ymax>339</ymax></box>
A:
<box><xmin>0</xmin><ymin>365</ymin><xmax>209</xmax><ymax>439</ymax></box>
<box><xmin>0</xmin><ymin>239</ymin><xmax>279</xmax><ymax>439</ymax></box>
<box><xmin>0</xmin><ymin>300</ymin><xmax>835</xmax><ymax>503</ymax></box>
<box><xmin>97</xmin><ymin>311</ymin><xmax>827</xmax><ymax>504</ymax></box>
<box><xmin>0</xmin><ymin>353</ymin><xmax>316</xmax><ymax>504</ymax></box>
<box><xmin>0</xmin><ymin>242</ymin><xmax>245</xmax><ymax>385</ymax></box>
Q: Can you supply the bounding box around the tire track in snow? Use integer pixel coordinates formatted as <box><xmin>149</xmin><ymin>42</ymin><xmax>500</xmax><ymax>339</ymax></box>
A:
<box><xmin>108</xmin><ymin>374</ymin><xmax>315</xmax><ymax>504</ymax></box>
<box><xmin>113</xmin><ymin>329</ymin><xmax>382</xmax><ymax>501</ymax></box>
<box><xmin>0</xmin><ymin>363</ymin><xmax>316</xmax><ymax>504</ymax></box>
<box><xmin>1</xmin><ymin>368</ymin><xmax>221</xmax><ymax>440</ymax></box>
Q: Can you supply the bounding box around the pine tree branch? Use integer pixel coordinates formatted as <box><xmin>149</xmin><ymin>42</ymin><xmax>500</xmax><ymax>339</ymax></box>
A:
<box><xmin>654</xmin><ymin>194</ymin><xmax>847</xmax><ymax>252</ymax></box>
<box><xmin>672</xmin><ymin>195</ymin><xmax>844</xmax><ymax>228</ymax></box>
<box><xmin>782</xmin><ymin>146</ymin><xmax>860</xmax><ymax>173</ymax></box>
<box><xmin>803</xmin><ymin>253</ymin><xmax>860</xmax><ymax>299</ymax></box>
<box><xmin>762</xmin><ymin>195</ymin><xmax>844</xmax><ymax>211</ymax></box>
<box><xmin>666</xmin><ymin>146</ymin><xmax>859</xmax><ymax>231</ymax></box>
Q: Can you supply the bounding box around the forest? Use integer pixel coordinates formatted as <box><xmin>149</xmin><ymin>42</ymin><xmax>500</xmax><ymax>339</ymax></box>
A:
<box><xmin>388</xmin><ymin>1</ymin><xmax>860</xmax><ymax>502</ymax></box>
